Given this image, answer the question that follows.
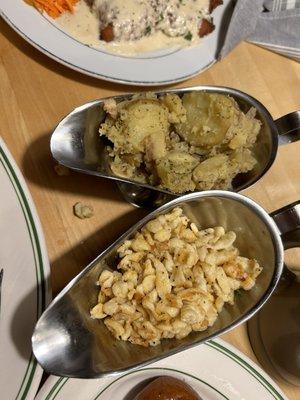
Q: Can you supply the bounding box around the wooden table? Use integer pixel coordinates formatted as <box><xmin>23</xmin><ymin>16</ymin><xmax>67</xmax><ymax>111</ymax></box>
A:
<box><xmin>1</xmin><ymin>18</ymin><xmax>300</xmax><ymax>399</ymax></box>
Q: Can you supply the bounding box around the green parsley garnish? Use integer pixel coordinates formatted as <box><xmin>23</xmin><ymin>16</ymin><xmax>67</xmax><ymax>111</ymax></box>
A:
<box><xmin>184</xmin><ymin>31</ymin><xmax>193</xmax><ymax>41</ymax></box>
<box><xmin>145</xmin><ymin>26</ymin><xmax>151</xmax><ymax>35</ymax></box>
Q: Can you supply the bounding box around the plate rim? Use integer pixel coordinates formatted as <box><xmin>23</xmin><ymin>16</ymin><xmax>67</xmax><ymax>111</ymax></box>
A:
<box><xmin>34</xmin><ymin>338</ymin><xmax>288</xmax><ymax>400</ymax></box>
<box><xmin>0</xmin><ymin>137</ymin><xmax>51</xmax><ymax>400</ymax></box>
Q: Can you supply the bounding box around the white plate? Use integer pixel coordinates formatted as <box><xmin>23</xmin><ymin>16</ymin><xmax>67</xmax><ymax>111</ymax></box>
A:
<box><xmin>0</xmin><ymin>138</ymin><xmax>51</xmax><ymax>400</ymax></box>
<box><xmin>35</xmin><ymin>339</ymin><xmax>287</xmax><ymax>400</ymax></box>
<box><xmin>0</xmin><ymin>1</ymin><xmax>232</xmax><ymax>86</ymax></box>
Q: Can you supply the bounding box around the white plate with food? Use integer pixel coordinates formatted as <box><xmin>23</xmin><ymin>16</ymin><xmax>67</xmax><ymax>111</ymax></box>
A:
<box><xmin>0</xmin><ymin>0</ymin><xmax>233</xmax><ymax>85</ymax></box>
<box><xmin>0</xmin><ymin>138</ymin><xmax>51</xmax><ymax>400</ymax></box>
<box><xmin>35</xmin><ymin>338</ymin><xmax>287</xmax><ymax>400</ymax></box>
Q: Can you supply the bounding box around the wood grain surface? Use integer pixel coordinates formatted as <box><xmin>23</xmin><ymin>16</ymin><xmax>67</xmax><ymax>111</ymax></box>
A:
<box><xmin>0</xmin><ymin>17</ymin><xmax>299</xmax><ymax>399</ymax></box>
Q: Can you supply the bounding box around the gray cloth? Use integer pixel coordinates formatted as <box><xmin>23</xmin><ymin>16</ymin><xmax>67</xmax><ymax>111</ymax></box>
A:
<box><xmin>219</xmin><ymin>0</ymin><xmax>300</xmax><ymax>60</ymax></box>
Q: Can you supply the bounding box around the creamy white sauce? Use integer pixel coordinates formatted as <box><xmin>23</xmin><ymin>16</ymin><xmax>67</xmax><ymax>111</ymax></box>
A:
<box><xmin>57</xmin><ymin>1</ymin><xmax>100</xmax><ymax>47</ymax></box>
<box><xmin>57</xmin><ymin>0</ymin><xmax>210</xmax><ymax>56</ymax></box>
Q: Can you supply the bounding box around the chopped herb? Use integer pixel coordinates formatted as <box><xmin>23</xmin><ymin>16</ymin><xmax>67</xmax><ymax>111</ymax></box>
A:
<box><xmin>184</xmin><ymin>31</ymin><xmax>193</xmax><ymax>41</ymax></box>
<box><xmin>145</xmin><ymin>26</ymin><xmax>151</xmax><ymax>35</ymax></box>
<box><xmin>235</xmin><ymin>289</ymin><xmax>243</xmax><ymax>296</ymax></box>
<box><xmin>159</xmin><ymin>12</ymin><xmax>164</xmax><ymax>22</ymax></box>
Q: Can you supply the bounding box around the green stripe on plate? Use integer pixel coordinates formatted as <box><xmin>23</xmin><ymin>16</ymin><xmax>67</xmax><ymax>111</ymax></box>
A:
<box><xmin>45</xmin><ymin>378</ymin><xmax>68</xmax><ymax>400</ymax></box>
<box><xmin>0</xmin><ymin>146</ymin><xmax>47</xmax><ymax>400</ymax></box>
<box><xmin>207</xmin><ymin>340</ymin><xmax>285</xmax><ymax>400</ymax></box>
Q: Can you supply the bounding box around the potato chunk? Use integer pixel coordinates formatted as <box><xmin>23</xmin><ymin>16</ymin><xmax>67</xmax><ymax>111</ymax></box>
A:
<box><xmin>100</xmin><ymin>99</ymin><xmax>169</xmax><ymax>160</ymax></box>
<box><xmin>161</xmin><ymin>93</ymin><xmax>187</xmax><ymax>123</ymax></box>
<box><xmin>193</xmin><ymin>154</ymin><xmax>233</xmax><ymax>190</ymax></box>
<box><xmin>157</xmin><ymin>151</ymin><xmax>198</xmax><ymax>193</ymax></box>
<box><xmin>124</xmin><ymin>99</ymin><xmax>169</xmax><ymax>159</ymax></box>
<box><xmin>175</xmin><ymin>92</ymin><xmax>238</xmax><ymax>148</ymax></box>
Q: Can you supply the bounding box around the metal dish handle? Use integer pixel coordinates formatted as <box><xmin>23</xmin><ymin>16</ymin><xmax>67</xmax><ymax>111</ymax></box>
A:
<box><xmin>271</xmin><ymin>200</ymin><xmax>300</xmax><ymax>250</ymax></box>
<box><xmin>275</xmin><ymin>110</ymin><xmax>300</xmax><ymax>145</ymax></box>
<box><xmin>271</xmin><ymin>200</ymin><xmax>300</xmax><ymax>282</ymax></box>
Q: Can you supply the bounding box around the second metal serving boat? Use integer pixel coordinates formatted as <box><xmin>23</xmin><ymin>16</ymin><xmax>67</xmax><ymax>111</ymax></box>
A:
<box><xmin>50</xmin><ymin>85</ymin><xmax>300</xmax><ymax>208</ymax></box>
<box><xmin>32</xmin><ymin>191</ymin><xmax>300</xmax><ymax>378</ymax></box>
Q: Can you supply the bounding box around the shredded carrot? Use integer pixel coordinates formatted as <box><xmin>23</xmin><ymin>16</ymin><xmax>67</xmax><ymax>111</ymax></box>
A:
<box><xmin>25</xmin><ymin>0</ymin><xmax>78</xmax><ymax>18</ymax></box>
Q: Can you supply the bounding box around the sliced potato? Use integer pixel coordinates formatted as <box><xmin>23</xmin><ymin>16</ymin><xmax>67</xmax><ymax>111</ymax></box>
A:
<box><xmin>100</xmin><ymin>98</ymin><xmax>169</xmax><ymax>158</ymax></box>
<box><xmin>228</xmin><ymin>108</ymin><xmax>261</xmax><ymax>150</ymax></box>
<box><xmin>157</xmin><ymin>151</ymin><xmax>198</xmax><ymax>193</ymax></box>
<box><xmin>192</xmin><ymin>154</ymin><xmax>232</xmax><ymax>190</ymax></box>
<box><xmin>161</xmin><ymin>93</ymin><xmax>186</xmax><ymax>123</ymax></box>
<box><xmin>229</xmin><ymin>149</ymin><xmax>257</xmax><ymax>173</ymax></box>
<box><xmin>124</xmin><ymin>99</ymin><xmax>169</xmax><ymax>157</ymax></box>
<box><xmin>158</xmin><ymin>151</ymin><xmax>199</xmax><ymax>174</ymax></box>
<box><xmin>175</xmin><ymin>92</ymin><xmax>238</xmax><ymax>148</ymax></box>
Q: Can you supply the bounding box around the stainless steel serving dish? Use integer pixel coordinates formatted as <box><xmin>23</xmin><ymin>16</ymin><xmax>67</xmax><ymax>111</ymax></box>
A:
<box><xmin>50</xmin><ymin>85</ymin><xmax>300</xmax><ymax>208</ymax></box>
<box><xmin>32</xmin><ymin>191</ymin><xmax>300</xmax><ymax>379</ymax></box>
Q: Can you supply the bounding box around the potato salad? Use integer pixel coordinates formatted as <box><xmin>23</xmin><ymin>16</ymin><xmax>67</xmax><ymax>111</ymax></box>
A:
<box><xmin>99</xmin><ymin>91</ymin><xmax>261</xmax><ymax>193</ymax></box>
